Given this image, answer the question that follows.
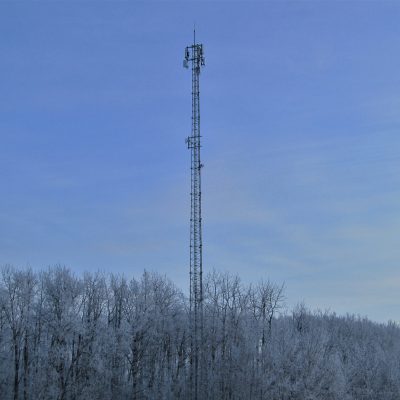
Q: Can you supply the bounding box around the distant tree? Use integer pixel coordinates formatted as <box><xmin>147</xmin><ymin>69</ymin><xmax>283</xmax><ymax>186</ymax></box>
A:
<box><xmin>1</xmin><ymin>266</ymin><xmax>35</xmax><ymax>400</ymax></box>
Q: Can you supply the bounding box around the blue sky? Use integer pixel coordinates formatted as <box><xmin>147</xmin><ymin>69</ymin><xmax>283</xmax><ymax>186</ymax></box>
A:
<box><xmin>1</xmin><ymin>1</ymin><xmax>400</xmax><ymax>322</ymax></box>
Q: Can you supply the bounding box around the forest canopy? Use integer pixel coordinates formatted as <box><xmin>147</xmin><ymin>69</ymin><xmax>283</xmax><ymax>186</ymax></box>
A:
<box><xmin>0</xmin><ymin>265</ymin><xmax>399</xmax><ymax>400</ymax></box>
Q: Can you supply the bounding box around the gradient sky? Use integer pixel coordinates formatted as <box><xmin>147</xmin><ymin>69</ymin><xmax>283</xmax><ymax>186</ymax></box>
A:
<box><xmin>1</xmin><ymin>1</ymin><xmax>400</xmax><ymax>322</ymax></box>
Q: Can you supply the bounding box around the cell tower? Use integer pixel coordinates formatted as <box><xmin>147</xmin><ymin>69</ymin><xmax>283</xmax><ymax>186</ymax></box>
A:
<box><xmin>184</xmin><ymin>30</ymin><xmax>205</xmax><ymax>400</ymax></box>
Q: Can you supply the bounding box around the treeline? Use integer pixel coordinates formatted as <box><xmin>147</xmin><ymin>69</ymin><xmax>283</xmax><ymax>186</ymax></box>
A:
<box><xmin>0</xmin><ymin>265</ymin><xmax>399</xmax><ymax>400</ymax></box>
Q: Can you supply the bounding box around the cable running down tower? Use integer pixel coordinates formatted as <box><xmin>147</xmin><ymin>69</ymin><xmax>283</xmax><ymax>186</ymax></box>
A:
<box><xmin>184</xmin><ymin>31</ymin><xmax>205</xmax><ymax>400</ymax></box>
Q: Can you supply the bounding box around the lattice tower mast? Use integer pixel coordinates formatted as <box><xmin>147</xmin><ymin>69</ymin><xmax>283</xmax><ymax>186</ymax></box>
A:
<box><xmin>184</xmin><ymin>30</ymin><xmax>205</xmax><ymax>400</ymax></box>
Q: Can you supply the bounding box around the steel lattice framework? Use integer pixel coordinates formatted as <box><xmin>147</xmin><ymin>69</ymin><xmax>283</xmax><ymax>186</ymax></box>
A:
<box><xmin>184</xmin><ymin>32</ymin><xmax>205</xmax><ymax>400</ymax></box>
